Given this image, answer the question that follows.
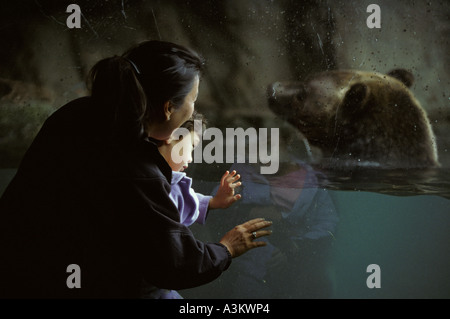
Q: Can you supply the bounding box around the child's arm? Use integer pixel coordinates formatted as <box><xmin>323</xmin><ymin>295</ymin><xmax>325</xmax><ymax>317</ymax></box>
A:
<box><xmin>209</xmin><ymin>170</ymin><xmax>242</xmax><ymax>210</ymax></box>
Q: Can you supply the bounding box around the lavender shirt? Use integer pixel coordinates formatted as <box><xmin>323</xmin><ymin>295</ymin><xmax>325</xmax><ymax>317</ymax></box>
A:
<box><xmin>169</xmin><ymin>171</ymin><xmax>212</xmax><ymax>226</ymax></box>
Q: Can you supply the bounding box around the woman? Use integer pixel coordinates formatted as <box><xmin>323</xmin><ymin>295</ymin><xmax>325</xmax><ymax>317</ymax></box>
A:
<box><xmin>0</xmin><ymin>40</ymin><xmax>271</xmax><ymax>298</ymax></box>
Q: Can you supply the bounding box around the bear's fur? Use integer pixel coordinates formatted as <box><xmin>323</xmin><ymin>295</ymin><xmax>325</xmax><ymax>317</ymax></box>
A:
<box><xmin>268</xmin><ymin>69</ymin><xmax>440</xmax><ymax>169</ymax></box>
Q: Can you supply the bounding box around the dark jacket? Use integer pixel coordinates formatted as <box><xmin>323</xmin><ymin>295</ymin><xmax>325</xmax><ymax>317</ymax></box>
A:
<box><xmin>0</xmin><ymin>97</ymin><xmax>231</xmax><ymax>298</ymax></box>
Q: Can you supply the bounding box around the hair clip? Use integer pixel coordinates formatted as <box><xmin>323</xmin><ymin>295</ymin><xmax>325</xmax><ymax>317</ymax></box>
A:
<box><xmin>123</xmin><ymin>56</ymin><xmax>141</xmax><ymax>75</ymax></box>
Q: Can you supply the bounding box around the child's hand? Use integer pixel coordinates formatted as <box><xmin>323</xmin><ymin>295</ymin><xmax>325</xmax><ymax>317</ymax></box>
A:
<box><xmin>209</xmin><ymin>170</ymin><xmax>242</xmax><ymax>210</ymax></box>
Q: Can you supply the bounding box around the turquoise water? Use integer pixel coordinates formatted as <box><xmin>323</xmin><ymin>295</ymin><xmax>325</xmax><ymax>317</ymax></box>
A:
<box><xmin>1</xmin><ymin>169</ymin><xmax>449</xmax><ymax>298</ymax></box>
<box><xmin>183</xmin><ymin>166</ymin><xmax>450</xmax><ymax>299</ymax></box>
<box><xmin>328</xmin><ymin>191</ymin><xmax>450</xmax><ymax>298</ymax></box>
<box><xmin>180</xmin><ymin>186</ymin><xmax>450</xmax><ymax>299</ymax></box>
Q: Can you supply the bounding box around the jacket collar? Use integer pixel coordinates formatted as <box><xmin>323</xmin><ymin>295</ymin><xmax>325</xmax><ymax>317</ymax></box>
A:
<box><xmin>143</xmin><ymin>137</ymin><xmax>172</xmax><ymax>183</ymax></box>
<box><xmin>171</xmin><ymin>171</ymin><xmax>189</xmax><ymax>185</ymax></box>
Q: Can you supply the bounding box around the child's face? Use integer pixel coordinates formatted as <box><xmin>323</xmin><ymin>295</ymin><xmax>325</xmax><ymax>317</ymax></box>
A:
<box><xmin>160</xmin><ymin>131</ymin><xmax>200</xmax><ymax>172</ymax></box>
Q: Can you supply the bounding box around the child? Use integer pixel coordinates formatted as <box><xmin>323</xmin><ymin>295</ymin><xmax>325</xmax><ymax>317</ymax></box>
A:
<box><xmin>142</xmin><ymin>112</ymin><xmax>242</xmax><ymax>298</ymax></box>
<box><xmin>159</xmin><ymin>112</ymin><xmax>242</xmax><ymax>226</ymax></box>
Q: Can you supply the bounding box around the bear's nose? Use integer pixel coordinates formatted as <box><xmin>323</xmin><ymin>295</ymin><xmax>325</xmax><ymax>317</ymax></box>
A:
<box><xmin>267</xmin><ymin>82</ymin><xmax>282</xmax><ymax>100</ymax></box>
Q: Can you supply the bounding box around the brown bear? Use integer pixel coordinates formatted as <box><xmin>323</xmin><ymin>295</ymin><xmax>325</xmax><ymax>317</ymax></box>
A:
<box><xmin>267</xmin><ymin>69</ymin><xmax>440</xmax><ymax>169</ymax></box>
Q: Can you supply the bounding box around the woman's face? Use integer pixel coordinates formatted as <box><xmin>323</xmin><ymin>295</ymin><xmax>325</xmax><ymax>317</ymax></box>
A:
<box><xmin>170</xmin><ymin>76</ymin><xmax>199</xmax><ymax>130</ymax></box>
<box><xmin>148</xmin><ymin>76</ymin><xmax>199</xmax><ymax>141</ymax></box>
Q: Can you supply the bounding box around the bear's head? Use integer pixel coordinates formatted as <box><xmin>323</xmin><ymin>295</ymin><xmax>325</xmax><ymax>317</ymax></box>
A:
<box><xmin>267</xmin><ymin>69</ymin><xmax>439</xmax><ymax>168</ymax></box>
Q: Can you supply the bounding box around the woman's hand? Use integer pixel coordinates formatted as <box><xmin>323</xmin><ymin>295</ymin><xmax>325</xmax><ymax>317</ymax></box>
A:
<box><xmin>209</xmin><ymin>170</ymin><xmax>242</xmax><ymax>209</ymax></box>
<box><xmin>219</xmin><ymin>218</ymin><xmax>273</xmax><ymax>258</ymax></box>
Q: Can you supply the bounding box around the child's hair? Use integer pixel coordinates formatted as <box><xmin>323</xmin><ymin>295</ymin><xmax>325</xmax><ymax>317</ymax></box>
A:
<box><xmin>179</xmin><ymin>111</ymin><xmax>207</xmax><ymax>134</ymax></box>
<box><xmin>169</xmin><ymin>111</ymin><xmax>207</xmax><ymax>145</ymax></box>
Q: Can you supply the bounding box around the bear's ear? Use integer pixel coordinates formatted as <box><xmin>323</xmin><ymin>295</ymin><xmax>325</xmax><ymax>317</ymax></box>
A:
<box><xmin>387</xmin><ymin>69</ymin><xmax>414</xmax><ymax>87</ymax></box>
<box><xmin>341</xmin><ymin>83</ymin><xmax>369</xmax><ymax>117</ymax></box>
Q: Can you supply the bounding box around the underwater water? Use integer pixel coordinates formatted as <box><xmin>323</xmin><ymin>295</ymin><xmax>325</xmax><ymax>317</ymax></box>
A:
<box><xmin>324</xmin><ymin>168</ymin><xmax>450</xmax><ymax>298</ymax></box>
<box><xmin>1</xmin><ymin>167</ymin><xmax>449</xmax><ymax>299</ymax></box>
<box><xmin>180</xmin><ymin>165</ymin><xmax>450</xmax><ymax>299</ymax></box>
<box><xmin>327</xmin><ymin>190</ymin><xmax>450</xmax><ymax>299</ymax></box>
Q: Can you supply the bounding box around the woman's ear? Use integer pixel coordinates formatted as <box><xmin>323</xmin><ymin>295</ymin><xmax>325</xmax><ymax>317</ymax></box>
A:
<box><xmin>164</xmin><ymin>100</ymin><xmax>173</xmax><ymax>121</ymax></box>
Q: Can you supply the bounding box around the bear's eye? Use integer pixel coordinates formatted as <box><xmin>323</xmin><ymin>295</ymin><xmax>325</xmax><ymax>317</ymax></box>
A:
<box><xmin>295</xmin><ymin>89</ymin><xmax>306</xmax><ymax>101</ymax></box>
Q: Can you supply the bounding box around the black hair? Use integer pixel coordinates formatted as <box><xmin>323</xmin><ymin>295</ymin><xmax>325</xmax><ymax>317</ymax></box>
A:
<box><xmin>168</xmin><ymin>111</ymin><xmax>207</xmax><ymax>146</ymax></box>
<box><xmin>87</xmin><ymin>40</ymin><xmax>204</xmax><ymax>144</ymax></box>
<box><xmin>179</xmin><ymin>111</ymin><xmax>207</xmax><ymax>133</ymax></box>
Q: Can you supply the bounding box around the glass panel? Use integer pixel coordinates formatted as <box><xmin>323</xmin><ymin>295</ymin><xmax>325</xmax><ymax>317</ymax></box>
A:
<box><xmin>1</xmin><ymin>0</ymin><xmax>449</xmax><ymax>299</ymax></box>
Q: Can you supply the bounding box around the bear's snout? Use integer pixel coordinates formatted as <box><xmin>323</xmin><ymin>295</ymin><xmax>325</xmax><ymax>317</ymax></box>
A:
<box><xmin>266</xmin><ymin>82</ymin><xmax>282</xmax><ymax>101</ymax></box>
<box><xmin>267</xmin><ymin>81</ymin><xmax>306</xmax><ymax>116</ymax></box>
